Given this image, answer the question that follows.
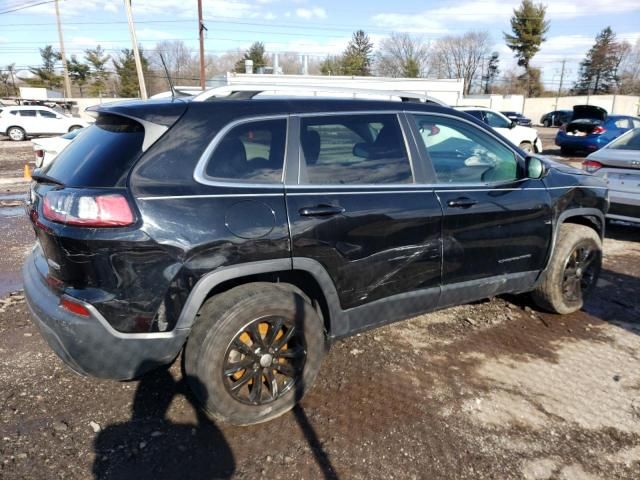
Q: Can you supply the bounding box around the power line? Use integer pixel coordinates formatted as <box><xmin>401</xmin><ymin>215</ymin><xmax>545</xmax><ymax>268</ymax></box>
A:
<box><xmin>0</xmin><ymin>0</ymin><xmax>55</xmax><ymax>15</ymax></box>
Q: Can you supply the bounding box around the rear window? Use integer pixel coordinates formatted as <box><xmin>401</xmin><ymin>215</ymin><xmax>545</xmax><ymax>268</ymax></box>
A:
<box><xmin>44</xmin><ymin>114</ymin><xmax>144</xmax><ymax>187</ymax></box>
<box><xmin>607</xmin><ymin>129</ymin><xmax>640</xmax><ymax>150</ymax></box>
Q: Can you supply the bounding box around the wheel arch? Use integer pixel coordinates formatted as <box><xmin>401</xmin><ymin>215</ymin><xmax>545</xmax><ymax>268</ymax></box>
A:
<box><xmin>540</xmin><ymin>208</ymin><xmax>605</xmax><ymax>276</ymax></box>
<box><xmin>175</xmin><ymin>258</ymin><xmax>341</xmax><ymax>338</ymax></box>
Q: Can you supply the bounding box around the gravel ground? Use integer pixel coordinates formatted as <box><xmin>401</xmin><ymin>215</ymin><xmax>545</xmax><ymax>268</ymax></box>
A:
<box><xmin>0</xmin><ymin>131</ymin><xmax>639</xmax><ymax>480</ymax></box>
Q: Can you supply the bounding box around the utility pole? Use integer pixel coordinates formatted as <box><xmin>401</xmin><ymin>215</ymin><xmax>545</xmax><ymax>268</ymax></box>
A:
<box><xmin>124</xmin><ymin>0</ymin><xmax>147</xmax><ymax>99</ymax></box>
<box><xmin>197</xmin><ymin>0</ymin><xmax>207</xmax><ymax>90</ymax></box>
<box><xmin>554</xmin><ymin>59</ymin><xmax>566</xmax><ymax>112</ymax></box>
<box><xmin>54</xmin><ymin>0</ymin><xmax>72</xmax><ymax>98</ymax></box>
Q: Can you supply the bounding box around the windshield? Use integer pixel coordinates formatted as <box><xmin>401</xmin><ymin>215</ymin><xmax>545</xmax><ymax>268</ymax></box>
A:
<box><xmin>607</xmin><ymin>128</ymin><xmax>640</xmax><ymax>150</ymax></box>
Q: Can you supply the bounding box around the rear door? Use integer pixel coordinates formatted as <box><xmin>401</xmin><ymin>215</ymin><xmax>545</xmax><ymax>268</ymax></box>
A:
<box><xmin>284</xmin><ymin>112</ymin><xmax>442</xmax><ymax>335</ymax></box>
<box><xmin>18</xmin><ymin>109</ymin><xmax>40</xmax><ymax>133</ymax></box>
<box><xmin>37</xmin><ymin>109</ymin><xmax>65</xmax><ymax>134</ymax></box>
<box><xmin>407</xmin><ymin>112</ymin><xmax>553</xmax><ymax>307</ymax></box>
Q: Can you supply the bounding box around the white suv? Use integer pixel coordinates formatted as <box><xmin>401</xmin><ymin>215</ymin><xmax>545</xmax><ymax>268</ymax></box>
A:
<box><xmin>456</xmin><ymin>107</ymin><xmax>542</xmax><ymax>153</ymax></box>
<box><xmin>0</xmin><ymin>106</ymin><xmax>87</xmax><ymax>141</ymax></box>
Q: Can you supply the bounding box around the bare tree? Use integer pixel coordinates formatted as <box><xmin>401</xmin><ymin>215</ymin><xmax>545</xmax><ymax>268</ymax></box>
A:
<box><xmin>153</xmin><ymin>40</ymin><xmax>200</xmax><ymax>86</ymax></box>
<box><xmin>430</xmin><ymin>31</ymin><xmax>491</xmax><ymax>94</ymax></box>
<box><xmin>617</xmin><ymin>39</ymin><xmax>640</xmax><ymax>94</ymax></box>
<box><xmin>375</xmin><ymin>33</ymin><xmax>430</xmax><ymax>78</ymax></box>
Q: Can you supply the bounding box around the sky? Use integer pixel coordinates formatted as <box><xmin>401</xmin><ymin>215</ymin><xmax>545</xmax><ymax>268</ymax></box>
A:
<box><xmin>1</xmin><ymin>0</ymin><xmax>639</xmax><ymax>90</ymax></box>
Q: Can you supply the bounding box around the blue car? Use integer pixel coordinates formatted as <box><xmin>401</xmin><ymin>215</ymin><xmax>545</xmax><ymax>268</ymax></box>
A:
<box><xmin>555</xmin><ymin>105</ymin><xmax>640</xmax><ymax>155</ymax></box>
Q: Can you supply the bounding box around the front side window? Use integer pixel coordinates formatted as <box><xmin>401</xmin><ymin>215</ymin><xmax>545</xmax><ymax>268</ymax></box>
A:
<box><xmin>412</xmin><ymin>114</ymin><xmax>519</xmax><ymax>184</ymax></box>
<box><xmin>299</xmin><ymin>114</ymin><xmax>412</xmax><ymax>185</ymax></box>
<box><xmin>483</xmin><ymin>111</ymin><xmax>512</xmax><ymax>129</ymax></box>
<box><xmin>205</xmin><ymin>118</ymin><xmax>286</xmax><ymax>183</ymax></box>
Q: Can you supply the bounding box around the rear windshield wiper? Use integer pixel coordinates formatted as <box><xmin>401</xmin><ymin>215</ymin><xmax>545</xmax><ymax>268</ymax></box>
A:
<box><xmin>31</xmin><ymin>172</ymin><xmax>65</xmax><ymax>186</ymax></box>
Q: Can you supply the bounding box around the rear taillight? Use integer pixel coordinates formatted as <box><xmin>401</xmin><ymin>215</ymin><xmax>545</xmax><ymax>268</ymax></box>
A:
<box><xmin>42</xmin><ymin>190</ymin><xmax>134</xmax><ymax>227</ymax></box>
<box><xmin>582</xmin><ymin>160</ymin><xmax>602</xmax><ymax>173</ymax></box>
<box><xmin>592</xmin><ymin>126</ymin><xmax>606</xmax><ymax>135</ymax></box>
<box><xmin>34</xmin><ymin>149</ymin><xmax>44</xmax><ymax>160</ymax></box>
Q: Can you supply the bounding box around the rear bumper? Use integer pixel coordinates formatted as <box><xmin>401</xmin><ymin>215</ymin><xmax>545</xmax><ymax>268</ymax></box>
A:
<box><xmin>23</xmin><ymin>249</ymin><xmax>189</xmax><ymax>380</ymax></box>
<box><xmin>555</xmin><ymin>133</ymin><xmax>605</xmax><ymax>151</ymax></box>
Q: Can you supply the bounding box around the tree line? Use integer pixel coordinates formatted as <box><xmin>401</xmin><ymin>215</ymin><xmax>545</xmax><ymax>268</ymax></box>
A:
<box><xmin>1</xmin><ymin>0</ymin><xmax>638</xmax><ymax>99</ymax></box>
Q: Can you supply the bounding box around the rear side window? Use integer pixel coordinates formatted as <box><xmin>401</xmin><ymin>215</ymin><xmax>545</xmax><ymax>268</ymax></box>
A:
<box><xmin>20</xmin><ymin>110</ymin><xmax>37</xmax><ymax>117</ymax></box>
<box><xmin>44</xmin><ymin>114</ymin><xmax>144</xmax><ymax>187</ymax></box>
<box><xmin>204</xmin><ymin>118</ymin><xmax>286</xmax><ymax>183</ymax></box>
<box><xmin>608</xmin><ymin>129</ymin><xmax>640</xmax><ymax>150</ymax></box>
<box><xmin>612</xmin><ymin>118</ymin><xmax>630</xmax><ymax>129</ymax></box>
<box><xmin>299</xmin><ymin>114</ymin><xmax>412</xmax><ymax>185</ymax></box>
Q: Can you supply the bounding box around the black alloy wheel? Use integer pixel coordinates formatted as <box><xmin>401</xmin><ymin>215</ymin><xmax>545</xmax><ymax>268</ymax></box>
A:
<box><xmin>561</xmin><ymin>242</ymin><xmax>600</xmax><ymax>303</ymax></box>
<box><xmin>223</xmin><ymin>316</ymin><xmax>306</xmax><ymax>406</ymax></box>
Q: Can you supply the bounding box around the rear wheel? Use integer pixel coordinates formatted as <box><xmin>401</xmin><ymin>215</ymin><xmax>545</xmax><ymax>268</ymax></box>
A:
<box><xmin>184</xmin><ymin>283</ymin><xmax>326</xmax><ymax>426</ymax></box>
<box><xmin>560</xmin><ymin>146</ymin><xmax>573</xmax><ymax>156</ymax></box>
<box><xmin>532</xmin><ymin>224</ymin><xmax>602</xmax><ymax>314</ymax></box>
<box><xmin>68</xmin><ymin>125</ymin><xmax>83</xmax><ymax>132</ymax></box>
<box><xmin>7</xmin><ymin>126</ymin><xmax>25</xmax><ymax>141</ymax></box>
<box><xmin>543</xmin><ymin>119</ymin><xmax>551</xmax><ymax>127</ymax></box>
<box><xmin>519</xmin><ymin>141</ymin><xmax>534</xmax><ymax>153</ymax></box>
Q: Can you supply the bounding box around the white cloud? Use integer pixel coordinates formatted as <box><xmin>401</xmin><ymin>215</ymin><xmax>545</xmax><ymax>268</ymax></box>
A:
<box><xmin>372</xmin><ymin>0</ymin><xmax>640</xmax><ymax>32</ymax></box>
<box><xmin>103</xmin><ymin>3</ymin><xmax>118</xmax><ymax>13</ymax></box>
<box><xmin>295</xmin><ymin>7</ymin><xmax>327</xmax><ymax>20</ymax></box>
<box><xmin>136</xmin><ymin>28</ymin><xmax>181</xmax><ymax>41</ymax></box>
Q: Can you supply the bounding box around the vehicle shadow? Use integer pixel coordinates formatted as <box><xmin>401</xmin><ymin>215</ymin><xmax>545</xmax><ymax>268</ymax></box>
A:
<box><xmin>605</xmin><ymin>220</ymin><xmax>640</xmax><ymax>242</ymax></box>
<box><xmin>92</xmin><ymin>367</ymin><xmax>235</xmax><ymax>480</ymax></box>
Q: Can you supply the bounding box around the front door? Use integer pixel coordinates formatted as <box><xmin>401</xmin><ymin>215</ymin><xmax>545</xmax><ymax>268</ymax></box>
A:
<box><xmin>408</xmin><ymin>112</ymin><xmax>553</xmax><ymax>307</ymax></box>
<box><xmin>285</xmin><ymin>112</ymin><xmax>442</xmax><ymax>335</ymax></box>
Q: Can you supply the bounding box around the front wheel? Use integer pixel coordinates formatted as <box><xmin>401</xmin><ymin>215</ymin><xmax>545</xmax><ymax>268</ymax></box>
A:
<box><xmin>532</xmin><ymin>224</ymin><xmax>602</xmax><ymax>314</ymax></box>
<box><xmin>543</xmin><ymin>119</ymin><xmax>551</xmax><ymax>127</ymax></box>
<box><xmin>68</xmin><ymin>125</ymin><xmax>83</xmax><ymax>132</ymax></box>
<box><xmin>184</xmin><ymin>283</ymin><xmax>326</xmax><ymax>426</ymax></box>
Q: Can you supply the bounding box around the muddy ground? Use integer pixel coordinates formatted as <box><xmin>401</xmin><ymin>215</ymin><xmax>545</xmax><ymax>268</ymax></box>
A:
<box><xmin>0</xmin><ymin>130</ymin><xmax>639</xmax><ymax>479</ymax></box>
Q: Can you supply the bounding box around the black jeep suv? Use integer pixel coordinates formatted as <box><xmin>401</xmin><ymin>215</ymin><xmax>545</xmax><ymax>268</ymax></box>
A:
<box><xmin>23</xmin><ymin>96</ymin><xmax>607</xmax><ymax>425</ymax></box>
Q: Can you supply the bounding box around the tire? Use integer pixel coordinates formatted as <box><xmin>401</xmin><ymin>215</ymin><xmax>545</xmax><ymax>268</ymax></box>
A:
<box><xmin>519</xmin><ymin>141</ymin><xmax>534</xmax><ymax>153</ymax></box>
<box><xmin>184</xmin><ymin>282</ymin><xmax>326</xmax><ymax>426</ymax></box>
<box><xmin>68</xmin><ymin>125</ymin><xmax>83</xmax><ymax>132</ymax></box>
<box><xmin>543</xmin><ymin>120</ymin><xmax>551</xmax><ymax>127</ymax></box>
<box><xmin>532</xmin><ymin>224</ymin><xmax>602</xmax><ymax>314</ymax></box>
<box><xmin>560</xmin><ymin>146</ymin><xmax>573</xmax><ymax>156</ymax></box>
<box><xmin>7</xmin><ymin>126</ymin><xmax>25</xmax><ymax>141</ymax></box>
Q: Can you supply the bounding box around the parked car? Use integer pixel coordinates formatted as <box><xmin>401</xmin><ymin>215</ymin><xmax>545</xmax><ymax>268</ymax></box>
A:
<box><xmin>540</xmin><ymin>110</ymin><xmax>572</xmax><ymax>127</ymax></box>
<box><xmin>31</xmin><ymin>128</ymin><xmax>85</xmax><ymax>168</ymax></box>
<box><xmin>583</xmin><ymin>128</ymin><xmax>640</xmax><ymax>223</ymax></box>
<box><xmin>0</xmin><ymin>105</ymin><xmax>87</xmax><ymax>141</ymax></box>
<box><xmin>555</xmin><ymin>105</ymin><xmax>640</xmax><ymax>155</ymax></box>
<box><xmin>501</xmin><ymin>111</ymin><xmax>532</xmax><ymax>127</ymax></box>
<box><xmin>456</xmin><ymin>106</ymin><xmax>542</xmax><ymax>153</ymax></box>
<box><xmin>23</xmin><ymin>94</ymin><xmax>607</xmax><ymax>426</ymax></box>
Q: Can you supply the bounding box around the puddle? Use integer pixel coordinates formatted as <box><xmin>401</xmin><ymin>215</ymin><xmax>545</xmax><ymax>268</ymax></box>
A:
<box><xmin>0</xmin><ymin>193</ymin><xmax>27</xmax><ymax>202</ymax></box>
<box><xmin>0</xmin><ymin>206</ymin><xmax>25</xmax><ymax>217</ymax></box>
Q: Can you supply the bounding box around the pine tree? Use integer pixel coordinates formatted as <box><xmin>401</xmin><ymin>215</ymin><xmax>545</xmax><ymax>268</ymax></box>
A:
<box><xmin>235</xmin><ymin>42</ymin><xmax>267</xmax><ymax>73</ymax></box>
<box><xmin>24</xmin><ymin>45</ymin><xmax>62</xmax><ymax>90</ymax></box>
<box><xmin>573</xmin><ymin>27</ymin><xmax>625</xmax><ymax>95</ymax></box>
<box><xmin>483</xmin><ymin>52</ymin><xmax>500</xmax><ymax>94</ymax></box>
<box><xmin>113</xmin><ymin>48</ymin><xmax>149</xmax><ymax>98</ymax></box>
<box><xmin>68</xmin><ymin>55</ymin><xmax>90</xmax><ymax>97</ymax></box>
<box><xmin>85</xmin><ymin>45</ymin><xmax>111</xmax><ymax>97</ymax></box>
<box><xmin>342</xmin><ymin>30</ymin><xmax>374</xmax><ymax>76</ymax></box>
<box><xmin>320</xmin><ymin>55</ymin><xmax>344</xmax><ymax>76</ymax></box>
<box><xmin>504</xmin><ymin>0</ymin><xmax>550</xmax><ymax>96</ymax></box>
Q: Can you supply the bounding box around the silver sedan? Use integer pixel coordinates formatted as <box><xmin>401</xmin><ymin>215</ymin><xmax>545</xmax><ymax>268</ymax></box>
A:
<box><xmin>583</xmin><ymin>128</ymin><xmax>640</xmax><ymax>224</ymax></box>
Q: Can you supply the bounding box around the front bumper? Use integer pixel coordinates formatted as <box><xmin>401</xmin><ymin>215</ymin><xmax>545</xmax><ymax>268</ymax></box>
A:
<box><xmin>23</xmin><ymin>249</ymin><xmax>189</xmax><ymax>380</ymax></box>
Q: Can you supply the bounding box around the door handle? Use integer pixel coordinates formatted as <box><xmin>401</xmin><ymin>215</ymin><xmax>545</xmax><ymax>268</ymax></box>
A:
<box><xmin>299</xmin><ymin>205</ymin><xmax>345</xmax><ymax>217</ymax></box>
<box><xmin>447</xmin><ymin>197</ymin><xmax>478</xmax><ymax>208</ymax></box>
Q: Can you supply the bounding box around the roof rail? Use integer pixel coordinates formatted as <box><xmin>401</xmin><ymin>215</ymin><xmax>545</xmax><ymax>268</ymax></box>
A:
<box><xmin>192</xmin><ymin>83</ymin><xmax>449</xmax><ymax>106</ymax></box>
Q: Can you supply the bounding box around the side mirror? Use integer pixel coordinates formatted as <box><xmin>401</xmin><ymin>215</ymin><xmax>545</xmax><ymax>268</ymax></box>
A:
<box><xmin>509</xmin><ymin>120</ymin><xmax>517</xmax><ymax>129</ymax></box>
<box><xmin>525</xmin><ymin>156</ymin><xmax>546</xmax><ymax>179</ymax></box>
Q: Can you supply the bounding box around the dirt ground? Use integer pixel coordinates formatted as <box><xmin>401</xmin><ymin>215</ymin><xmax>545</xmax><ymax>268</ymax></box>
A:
<box><xmin>0</xmin><ymin>130</ymin><xmax>639</xmax><ymax>479</ymax></box>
